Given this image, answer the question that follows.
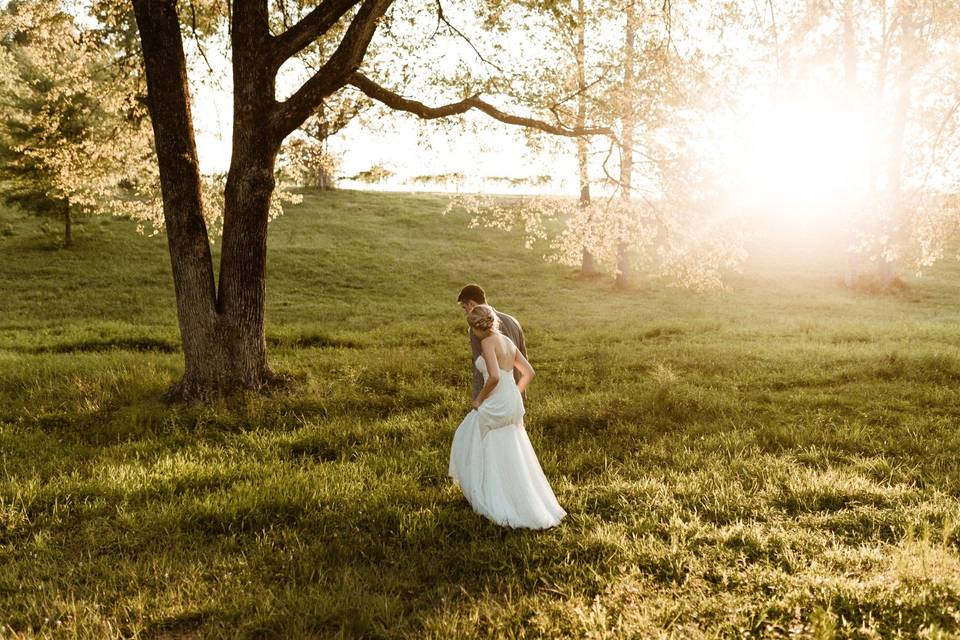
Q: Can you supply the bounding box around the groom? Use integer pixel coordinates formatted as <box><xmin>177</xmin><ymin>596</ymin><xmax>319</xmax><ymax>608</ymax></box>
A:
<box><xmin>458</xmin><ymin>283</ymin><xmax>527</xmax><ymax>402</ymax></box>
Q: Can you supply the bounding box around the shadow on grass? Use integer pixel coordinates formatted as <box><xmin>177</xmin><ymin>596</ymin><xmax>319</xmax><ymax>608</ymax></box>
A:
<box><xmin>31</xmin><ymin>337</ymin><xmax>179</xmax><ymax>354</ymax></box>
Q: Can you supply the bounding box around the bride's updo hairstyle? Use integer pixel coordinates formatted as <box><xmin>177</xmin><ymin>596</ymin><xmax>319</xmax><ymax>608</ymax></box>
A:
<box><xmin>468</xmin><ymin>304</ymin><xmax>499</xmax><ymax>334</ymax></box>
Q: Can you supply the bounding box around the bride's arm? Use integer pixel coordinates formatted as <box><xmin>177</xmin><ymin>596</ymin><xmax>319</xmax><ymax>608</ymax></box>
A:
<box><xmin>514</xmin><ymin>349</ymin><xmax>535</xmax><ymax>393</ymax></box>
<box><xmin>474</xmin><ymin>338</ymin><xmax>501</xmax><ymax>408</ymax></box>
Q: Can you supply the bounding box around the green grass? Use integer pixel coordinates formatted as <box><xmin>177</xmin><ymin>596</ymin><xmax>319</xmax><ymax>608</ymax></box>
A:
<box><xmin>3</xmin><ymin>191</ymin><xmax>960</xmax><ymax>638</ymax></box>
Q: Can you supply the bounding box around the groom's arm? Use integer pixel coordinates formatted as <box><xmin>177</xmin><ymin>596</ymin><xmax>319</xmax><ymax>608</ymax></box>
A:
<box><xmin>515</xmin><ymin>323</ymin><xmax>527</xmax><ymax>359</ymax></box>
<box><xmin>470</xmin><ymin>328</ymin><xmax>483</xmax><ymax>401</ymax></box>
<box><xmin>502</xmin><ymin>314</ymin><xmax>528</xmax><ymax>400</ymax></box>
<box><xmin>516</xmin><ymin>325</ymin><xmax>527</xmax><ymax>400</ymax></box>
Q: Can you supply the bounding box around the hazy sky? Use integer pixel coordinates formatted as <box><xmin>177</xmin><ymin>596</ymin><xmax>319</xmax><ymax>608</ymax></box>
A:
<box><xmin>56</xmin><ymin>0</ymin><xmax>940</xmax><ymax>212</ymax></box>
<box><xmin>186</xmin><ymin>34</ymin><xmax>577</xmax><ymax>194</ymax></box>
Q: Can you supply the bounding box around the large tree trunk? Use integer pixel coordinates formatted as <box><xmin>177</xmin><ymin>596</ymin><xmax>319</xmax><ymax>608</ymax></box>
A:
<box><xmin>62</xmin><ymin>200</ymin><xmax>72</xmax><ymax>248</ymax></box>
<box><xmin>842</xmin><ymin>0</ymin><xmax>860</xmax><ymax>288</ymax></box>
<box><xmin>314</xmin><ymin>102</ymin><xmax>334</xmax><ymax>191</ymax></box>
<box><xmin>215</xmin><ymin>155</ymin><xmax>275</xmax><ymax>389</ymax></box>
<box><xmin>615</xmin><ymin>2</ymin><xmax>637</xmax><ymax>288</ymax></box>
<box><xmin>861</xmin><ymin>1</ymin><xmax>892</xmax><ymax>289</ymax></box>
<box><xmin>211</xmin><ymin>1</ymin><xmax>281</xmax><ymax>391</ymax></box>
<box><xmin>133</xmin><ymin>0</ymin><xmax>275</xmax><ymax>398</ymax></box>
<box><xmin>131</xmin><ymin>0</ymin><xmax>610</xmax><ymax>398</ymax></box>
<box><xmin>315</xmin><ymin>163</ymin><xmax>332</xmax><ymax>190</ymax></box>
<box><xmin>575</xmin><ymin>0</ymin><xmax>597</xmax><ymax>276</ymax></box>
<box><xmin>880</xmin><ymin>8</ymin><xmax>919</xmax><ymax>289</ymax></box>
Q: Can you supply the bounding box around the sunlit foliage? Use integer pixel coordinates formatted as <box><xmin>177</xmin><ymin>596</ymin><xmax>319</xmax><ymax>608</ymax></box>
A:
<box><xmin>0</xmin><ymin>1</ymin><xmax>159</xmax><ymax>239</ymax></box>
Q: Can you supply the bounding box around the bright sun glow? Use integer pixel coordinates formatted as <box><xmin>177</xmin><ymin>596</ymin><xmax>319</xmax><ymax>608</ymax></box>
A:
<box><xmin>729</xmin><ymin>93</ymin><xmax>874</xmax><ymax>229</ymax></box>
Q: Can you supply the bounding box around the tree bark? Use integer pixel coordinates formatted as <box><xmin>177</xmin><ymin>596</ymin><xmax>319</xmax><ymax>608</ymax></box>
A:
<box><xmin>130</xmin><ymin>0</ymin><xmax>613</xmax><ymax>398</ymax></box>
<box><xmin>575</xmin><ymin>0</ymin><xmax>597</xmax><ymax>276</ymax></box>
<box><xmin>133</xmin><ymin>0</ymin><xmax>271</xmax><ymax>398</ymax></box>
<box><xmin>615</xmin><ymin>2</ymin><xmax>637</xmax><ymax>288</ymax></box>
<box><xmin>211</xmin><ymin>1</ymin><xmax>284</xmax><ymax>391</ymax></box>
<box><xmin>314</xmin><ymin>102</ymin><xmax>334</xmax><ymax>190</ymax></box>
<box><xmin>62</xmin><ymin>200</ymin><xmax>72</xmax><ymax>248</ymax></box>
<box><xmin>842</xmin><ymin>0</ymin><xmax>860</xmax><ymax>288</ymax></box>
<box><xmin>881</xmin><ymin>8</ymin><xmax>919</xmax><ymax>289</ymax></box>
<box><xmin>860</xmin><ymin>1</ymin><xmax>892</xmax><ymax>289</ymax></box>
<box><xmin>314</xmin><ymin>161</ymin><xmax>336</xmax><ymax>190</ymax></box>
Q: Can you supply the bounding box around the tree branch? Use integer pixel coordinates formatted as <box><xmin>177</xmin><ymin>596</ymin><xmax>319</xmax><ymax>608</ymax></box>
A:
<box><xmin>434</xmin><ymin>0</ymin><xmax>504</xmax><ymax>73</ymax></box>
<box><xmin>278</xmin><ymin>0</ymin><xmax>292</xmax><ymax>31</ymax></box>
<box><xmin>349</xmin><ymin>72</ymin><xmax>616</xmax><ymax>140</ymax></box>
<box><xmin>271</xmin><ymin>0</ymin><xmax>361</xmax><ymax>67</ymax></box>
<box><xmin>186</xmin><ymin>0</ymin><xmax>215</xmax><ymax>75</ymax></box>
<box><xmin>766</xmin><ymin>0</ymin><xmax>781</xmax><ymax>80</ymax></box>
<box><xmin>271</xmin><ymin>0</ymin><xmax>392</xmax><ymax>140</ymax></box>
<box><xmin>546</xmin><ymin>72</ymin><xmax>611</xmax><ymax>115</ymax></box>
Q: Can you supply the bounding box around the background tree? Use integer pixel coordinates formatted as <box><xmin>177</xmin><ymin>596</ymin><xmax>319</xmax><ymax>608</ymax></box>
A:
<box><xmin>0</xmin><ymin>1</ymin><xmax>158</xmax><ymax>247</ymax></box>
<box><xmin>448</xmin><ymin>0</ymin><xmax>748</xmax><ymax>289</ymax></box>
<box><xmin>745</xmin><ymin>0</ymin><xmax>960</xmax><ymax>288</ymax></box>
<box><xmin>280</xmin><ymin>125</ymin><xmax>339</xmax><ymax>190</ymax></box>
<box><xmin>130</xmin><ymin>0</ymin><xmax>612</xmax><ymax>399</ymax></box>
<box><xmin>478</xmin><ymin>0</ymin><xmax>622</xmax><ymax>274</ymax></box>
<box><xmin>272</xmin><ymin>1</ymin><xmax>373</xmax><ymax>190</ymax></box>
<box><xmin>574</xmin><ymin>0</ymin><xmax>597</xmax><ymax>273</ymax></box>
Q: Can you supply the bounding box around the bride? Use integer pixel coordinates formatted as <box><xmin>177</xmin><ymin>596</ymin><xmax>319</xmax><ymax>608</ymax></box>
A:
<box><xmin>448</xmin><ymin>304</ymin><xmax>566</xmax><ymax>529</ymax></box>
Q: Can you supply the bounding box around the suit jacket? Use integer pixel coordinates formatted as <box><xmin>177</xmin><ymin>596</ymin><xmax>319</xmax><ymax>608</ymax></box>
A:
<box><xmin>471</xmin><ymin>308</ymin><xmax>527</xmax><ymax>401</ymax></box>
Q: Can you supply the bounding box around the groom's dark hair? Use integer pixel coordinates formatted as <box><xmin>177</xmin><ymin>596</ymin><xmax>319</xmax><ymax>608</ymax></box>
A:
<box><xmin>458</xmin><ymin>284</ymin><xmax>486</xmax><ymax>305</ymax></box>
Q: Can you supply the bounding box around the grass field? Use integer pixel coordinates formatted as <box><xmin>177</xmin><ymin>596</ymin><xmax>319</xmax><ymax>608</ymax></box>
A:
<box><xmin>3</xmin><ymin>190</ymin><xmax>960</xmax><ymax>638</ymax></box>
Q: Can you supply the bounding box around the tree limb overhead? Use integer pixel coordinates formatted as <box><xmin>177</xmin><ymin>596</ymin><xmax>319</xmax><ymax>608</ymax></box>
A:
<box><xmin>271</xmin><ymin>0</ymin><xmax>393</xmax><ymax>140</ymax></box>
<box><xmin>271</xmin><ymin>0</ymin><xmax>361</xmax><ymax>67</ymax></box>
<box><xmin>349</xmin><ymin>72</ymin><xmax>617</xmax><ymax>140</ymax></box>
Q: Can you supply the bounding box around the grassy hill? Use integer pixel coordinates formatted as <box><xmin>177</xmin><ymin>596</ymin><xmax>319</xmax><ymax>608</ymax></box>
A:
<box><xmin>2</xmin><ymin>190</ymin><xmax>960</xmax><ymax>638</ymax></box>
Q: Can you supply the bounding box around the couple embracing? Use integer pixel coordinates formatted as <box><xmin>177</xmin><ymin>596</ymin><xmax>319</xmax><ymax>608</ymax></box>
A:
<box><xmin>448</xmin><ymin>284</ymin><xmax>566</xmax><ymax>530</ymax></box>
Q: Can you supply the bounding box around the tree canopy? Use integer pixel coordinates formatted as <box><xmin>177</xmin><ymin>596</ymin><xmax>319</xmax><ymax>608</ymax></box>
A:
<box><xmin>0</xmin><ymin>0</ymin><xmax>157</xmax><ymax>245</ymax></box>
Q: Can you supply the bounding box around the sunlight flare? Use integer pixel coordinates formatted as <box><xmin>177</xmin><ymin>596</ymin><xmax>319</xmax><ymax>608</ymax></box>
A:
<box><xmin>730</xmin><ymin>93</ymin><xmax>874</xmax><ymax>227</ymax></box>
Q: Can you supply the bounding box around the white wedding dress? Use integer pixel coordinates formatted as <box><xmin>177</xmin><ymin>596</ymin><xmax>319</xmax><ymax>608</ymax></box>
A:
<box><xmin>448</xmin><ymin>354</ymin><xmax>566</xmax><ymax>529</ymax></box>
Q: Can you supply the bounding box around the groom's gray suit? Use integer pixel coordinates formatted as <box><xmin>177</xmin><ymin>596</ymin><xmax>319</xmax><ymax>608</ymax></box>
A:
<box><xmin>471</xmin><ymin>308</ymin><xmax>527</xmax><ymax>401</ymax></box>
